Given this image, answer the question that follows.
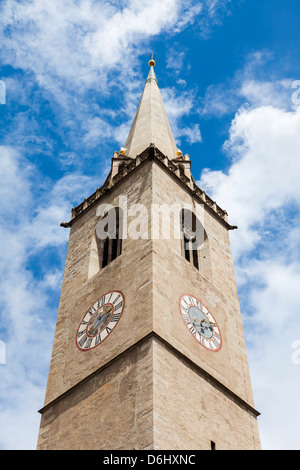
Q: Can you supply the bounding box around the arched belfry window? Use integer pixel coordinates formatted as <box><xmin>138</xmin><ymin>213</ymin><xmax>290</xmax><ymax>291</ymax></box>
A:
<box><xmin>180</xmin><ymin>209</ymin><xmax>210</xmax><ymax>274</ymax></box>
<box><xmin>88</xmin><ymin>207</ymin><xmax>123</xmax><ymax>278</ymax></box>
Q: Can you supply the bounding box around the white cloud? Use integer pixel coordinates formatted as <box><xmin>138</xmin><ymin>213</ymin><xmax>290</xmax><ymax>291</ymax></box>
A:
<box><xmin>238</xmin><ymin>258</ymin><xmax>300</xmax><ymax>450</ymax></box>
<box><xmin>161</xmin><ymin>86</ymin><xmax>202</xmax><ymax>145</ymax></box>
<box><xmin>201</xmin><ymin>51</ymin><xmax>297</xmax><ymax>117</ymax></box>
<box><xmin>0</xmin><ymin>0</ymin><xmax>228</xmax><ymax>153</ymax></box>
<box><xmin>172</xmin><ymin>2</ymin><xmax>204</xmax><ymax>33</ymax></box>
<box><xmin>179</xmin><ymin>123</ymin><xmax>202</xmax><ymax>144</ymax></box>
<box><xmin>239</xmin><ymin>78</ymin><xmax>293</xmax><ymax>110</ymax></box>
<box><xmin>166</xmin><ymin>49</ymin><xmax>186</xmax><ymax>72</ymax></box>
<box><xmin>0</xmin><ymin>0</ymin><xmax>204</xmax><ymax>92</ymax></box>
<box><xmin>200</xmin><ymin>104</ymin><xmax>300</xmax><ymax>257</ymax></box>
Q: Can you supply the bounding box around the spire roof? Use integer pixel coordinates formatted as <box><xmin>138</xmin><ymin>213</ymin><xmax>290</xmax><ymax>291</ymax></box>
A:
<box><xmin>124</xmin><ymin>59</ymin><xmax>178</xmax><ymax>160</ymax></box>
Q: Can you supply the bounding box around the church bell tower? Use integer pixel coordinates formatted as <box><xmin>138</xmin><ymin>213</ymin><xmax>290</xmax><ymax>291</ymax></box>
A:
<box><xmin>37</xmin><ymin>58</ymin><xmax>261</xmax><ymax>450</ymax></box>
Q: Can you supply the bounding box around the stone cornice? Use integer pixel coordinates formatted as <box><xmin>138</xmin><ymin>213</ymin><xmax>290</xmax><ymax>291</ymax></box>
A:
<box><xmin>38</xmin><ymin>331</ymin><xmax>259</xmax><ymax>418</ymax></box>
<box><xmin>60</xmin><ymin>145</ymin><xmax>237</xmax><ymax>231</ymax></box>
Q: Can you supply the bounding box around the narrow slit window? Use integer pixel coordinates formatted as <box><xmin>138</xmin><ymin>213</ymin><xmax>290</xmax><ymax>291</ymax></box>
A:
<box><xmin>184</xmin><ymin>236</ymin><xmax>190</xmax><ymax>262</ymax></box>
<box><xmin>192</xmin><ymin>247</ymin><xmax>199</xmax><ymax>270</ymax></box>
<box><xmin>90</xmin><ymin>206</ymin><xmax>123</xmax><ymax>273</ymax></box>
<box><xmin>102</xmin><ymin>237</ymin><xmax>109</xmax><ymax>269</ymax></box>
<box><xmin>181</xmin><ymin>209</ymin><xmax>199</xmax><ymax>270</ymax></box>
<box><xmin>102</xmin><ymin>207</ymin><xmax>122</xmax><ymax>269</ymax></box>
<box><xmin>111</xmin><ymin>235</ymin><xmax>118</xmax><ymax>262</ymax></box>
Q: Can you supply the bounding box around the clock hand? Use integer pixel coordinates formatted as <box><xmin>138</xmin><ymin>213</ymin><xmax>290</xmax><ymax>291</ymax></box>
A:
<box><xmin>193</xmin><ymin>317</ymin><xmax>204</xmax><ymax>328</ymax></box>
<box><xmin>200</xmin><ymin>317</ymin><xmax>215</xmax><ymax>327</ymax></box>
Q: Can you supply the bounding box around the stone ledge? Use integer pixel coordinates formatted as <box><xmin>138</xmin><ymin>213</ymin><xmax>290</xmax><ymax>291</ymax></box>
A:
<box><xmin>60</xmin><ymin>145</ymin><xmax>237</xmax><ymax>231</ymax></box>
<box><xmin>39</xmin><ymin>331</ymin><xmax>259</xmax><ymax>419</ymax></box>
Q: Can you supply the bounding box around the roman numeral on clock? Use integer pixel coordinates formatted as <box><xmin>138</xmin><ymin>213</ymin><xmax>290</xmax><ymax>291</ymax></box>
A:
<box><xmin>111</xmin><ymin>312</ymin><xmax>120</xmax><ymax>323</ymax></box>
<box><xmin>195</xmin><ymin>299</ymin><xmax>203</xmax><ymax>310</ymax></box>
<box><xmin>182</xmin><ymin>313</ymin><xmax>190</xmax><ymax>324</ymax></box>
<box><xmin>78</xmin><ymin>334</ymin><xmax>88</xmax><ymax>348</ymax></box>
<box><xmin>189</xmin><ymin>325</ymin><xmax>197</xmax><ymax>337</ymax></box>
<box><xmin>95</xmin><ymin>334</ymin><xmax>101</xmax><ymax>345</ymax></box>
<box><xmin>97</xmin><ymin>296</ymin><xmax>106</xmax><ymax>308</ymax></box>
<box><xmin>114</xmin><ymin>300</ymin><xmax>123</xmax><ymax>311</ymax></box>
<box><xmin>85</xmin><ymin>338</ymin><xmax>93</xmax><ymax>349</ymax></box>
<box><xmin>112</xmin><ymin>294</ymin><xmax>121</xmax><ymax>305</ymax></box>
<box><xmin>88</xmin><ymin>307</ymin><xmax>96</xmax><ymax>316</ymax></box>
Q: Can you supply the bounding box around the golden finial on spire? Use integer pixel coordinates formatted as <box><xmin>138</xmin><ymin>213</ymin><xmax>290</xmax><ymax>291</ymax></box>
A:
<box><xmin>148</xmin><ymin>52</ymin><xmax>156</xmax><ymax>67</ymax></box>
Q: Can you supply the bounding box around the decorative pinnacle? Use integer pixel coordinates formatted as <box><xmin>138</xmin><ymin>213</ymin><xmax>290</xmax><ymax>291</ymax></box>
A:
<box><xmin>148</xmin><ymin>52</ymin><xmax>156</xmax><ymax>67</ymax></box>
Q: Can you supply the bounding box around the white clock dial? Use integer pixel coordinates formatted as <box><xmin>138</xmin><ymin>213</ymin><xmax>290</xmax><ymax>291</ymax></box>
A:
<box><xmin>179</xmin><ymin>294</ymin><xmax>222</xmax><ymax>352</ymax></box>
<box><xmin>76</xmin><ymin>291</ymin><xmax>124</xmax><ymax>351</ymax></box>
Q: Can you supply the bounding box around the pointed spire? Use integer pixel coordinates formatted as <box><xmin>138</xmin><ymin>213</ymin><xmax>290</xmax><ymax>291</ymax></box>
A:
<box><xmin>123</xmin><ymin>57</ymin><xmax>178</xmax><ymax>160</ymax></box>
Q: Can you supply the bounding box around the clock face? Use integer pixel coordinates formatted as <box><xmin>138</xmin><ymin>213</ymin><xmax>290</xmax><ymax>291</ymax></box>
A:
<box><xmin>179</xmin><ymin>294</ymin><xmax>222</xmax><ymax>352</ymax></box>
<box><xmin>76</xmin><ymin>291</ymin><xmax>124</xmax><ymax>351</ymax></box>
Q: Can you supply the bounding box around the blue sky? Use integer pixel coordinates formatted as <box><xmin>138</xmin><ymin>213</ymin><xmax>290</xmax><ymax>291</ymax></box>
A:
<box><xmin>0</xmin><ymin>0</ymin><xmax>300</xmax><ymax>450</ymax></box>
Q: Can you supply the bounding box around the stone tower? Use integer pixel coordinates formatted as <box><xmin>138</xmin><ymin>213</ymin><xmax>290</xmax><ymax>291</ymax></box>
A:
<box><xmin>37</xmin><ymin>59</ymin><xmax>261</xmax><ymax>450</ymax></box>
